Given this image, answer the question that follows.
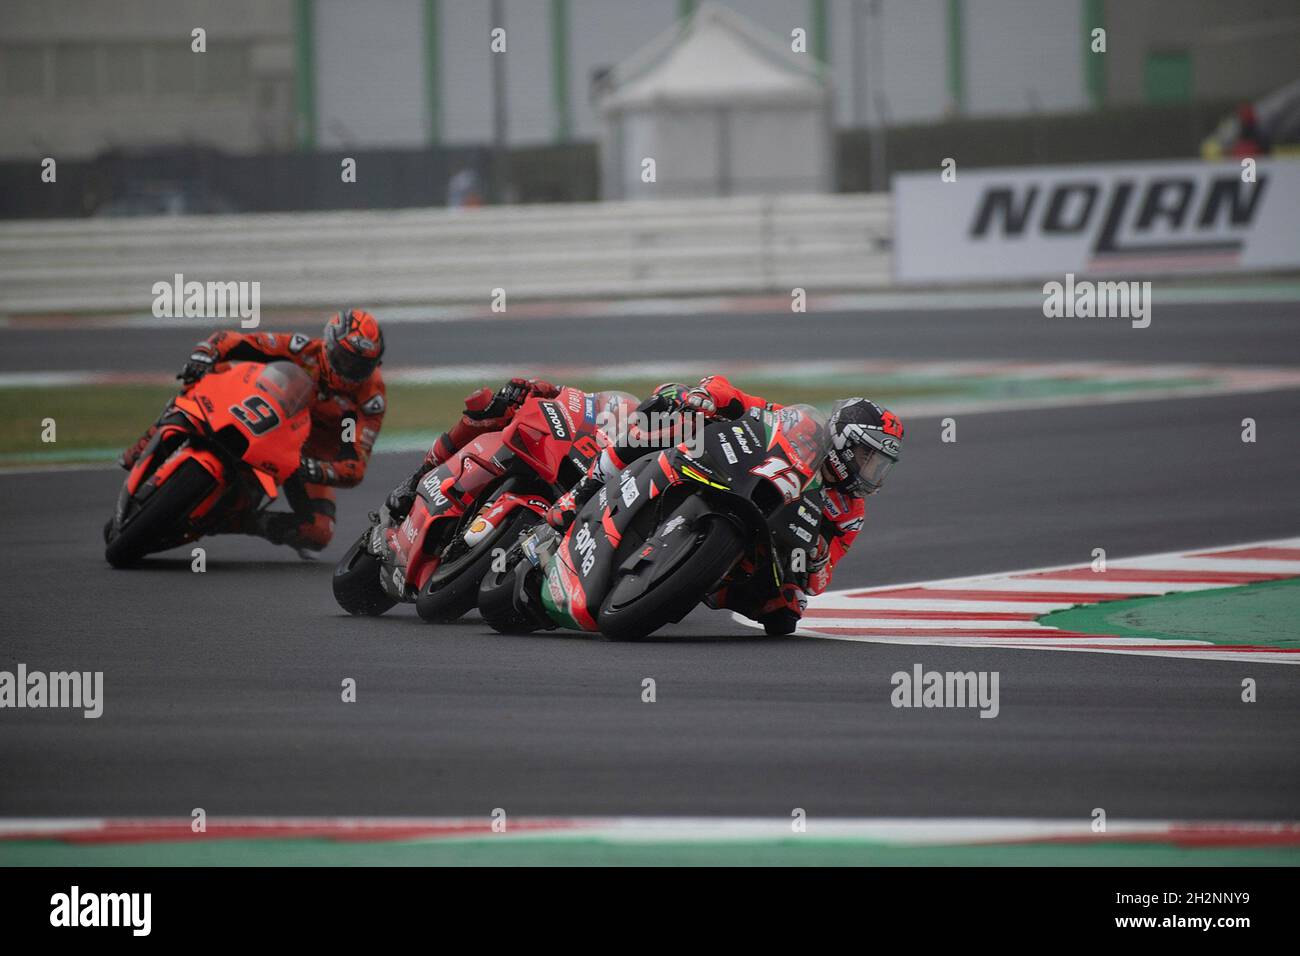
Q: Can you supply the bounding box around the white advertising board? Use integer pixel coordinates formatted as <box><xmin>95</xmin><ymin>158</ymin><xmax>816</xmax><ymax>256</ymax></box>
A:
<box><xmin>893</xmin><ymin>159</ymin><xmax>1300</xmax><ymax>283</ymax></box>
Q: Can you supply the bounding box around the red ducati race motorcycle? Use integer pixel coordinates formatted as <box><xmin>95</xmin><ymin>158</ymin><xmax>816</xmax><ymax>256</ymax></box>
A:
<box><xmin>478</xmin><ymin>404</ymin><xmax>829</xmax><ymax>641</ymax></box>
<box><xmin>332</xmin><ymin>386</ymin><xmax>636</xmax><ymax>621</ymax></box>
<box><xmin>104</xmin><ymin>361</ymin><xmax>315</xmax><ymax>567</ymax></box>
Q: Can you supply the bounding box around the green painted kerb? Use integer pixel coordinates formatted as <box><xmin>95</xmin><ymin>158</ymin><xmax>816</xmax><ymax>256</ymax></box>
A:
<box><xmin>946</xmin><ymin>0</ymin><xmax>965</xmax><ymax>113</ymax></box>
<box><xmin>1083</xmin><ymin>0</ymin><xmax>1106</xmax><ymax>108</ymax></box>
<box><xmin>1039</xmin><ymin>578</ymin><xmax>1300</xmax><ymax>648</ymax></box>
<box><xmin>550</xmin><ymin>0</ymin><xmax>571</xmax><ymax>143</ymax></box>
<box><xmin>424</xmin><ymin>0</ymin><xmax>443</xmax><ymax>145</ymax></box>
<box><xmin>293</xmin><ymin>0</ymin><xmax>316</xmax><ymax>150</ymax></box>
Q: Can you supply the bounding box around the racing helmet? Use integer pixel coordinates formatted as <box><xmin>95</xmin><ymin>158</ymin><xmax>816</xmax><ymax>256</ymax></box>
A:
<box><xmin>322</xmin><ymin>308</ymin><xmax>384</xmax><ymax>387</ymax></box>
<box><xmin>823</xmin><ymin>398</ymin><xmax>903</xmax><ymax>496</ymax></box>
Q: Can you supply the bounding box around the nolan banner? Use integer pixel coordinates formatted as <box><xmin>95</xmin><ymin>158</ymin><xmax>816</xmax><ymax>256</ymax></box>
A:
<box><xmin>893</xmin><ymin>159</ymin><xmax>1300</xmax><ymax>283</ymax></box>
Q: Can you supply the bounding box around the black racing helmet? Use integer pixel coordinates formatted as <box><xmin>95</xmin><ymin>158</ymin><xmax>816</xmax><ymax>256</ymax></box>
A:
<box><xmin>823</xmin><ymin>398</ymin><xmax>903</xmax><ymax>495</ymax></box>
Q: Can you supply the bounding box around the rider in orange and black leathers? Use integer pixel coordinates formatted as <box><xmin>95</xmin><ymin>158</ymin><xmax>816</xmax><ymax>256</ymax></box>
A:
<box><xmin>120</xmin><ymin>309</ymin><xmax>387</xmax><ymax>553</ymax></box>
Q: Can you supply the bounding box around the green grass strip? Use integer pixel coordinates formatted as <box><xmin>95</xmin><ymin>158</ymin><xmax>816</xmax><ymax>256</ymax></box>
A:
<box><xmin>2</xmin><ymin>836</ymin><xmax>1296</xmax><ymax>867</ymax></box>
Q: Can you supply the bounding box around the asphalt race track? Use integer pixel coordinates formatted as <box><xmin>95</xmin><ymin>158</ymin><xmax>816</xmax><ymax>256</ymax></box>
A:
<box><xmin>2</xmin><ymin>300</ymin><xmax>1299</xmax><ymax>821</ymax></box>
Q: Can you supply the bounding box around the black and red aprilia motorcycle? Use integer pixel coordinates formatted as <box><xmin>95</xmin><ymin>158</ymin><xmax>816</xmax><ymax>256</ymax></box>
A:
<box><xmin>478</xmin><ymin>404</ymin><xmax>828</xmax><ymax>640</ymax></box>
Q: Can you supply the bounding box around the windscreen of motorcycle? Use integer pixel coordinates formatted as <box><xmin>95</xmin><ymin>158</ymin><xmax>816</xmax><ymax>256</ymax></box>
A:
<box><xmin>773</xmin><ymin>404</ymin><xmax>829</xmax><ymax>476</ymax></box>
<box><xmin>255</xmin><ymin>361</ymin><xmax>315</xmax><ymax>418</ymax></box>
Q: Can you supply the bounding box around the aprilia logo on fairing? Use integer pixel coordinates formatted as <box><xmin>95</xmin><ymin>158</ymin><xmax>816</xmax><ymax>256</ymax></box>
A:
<box><xmin>970</xmin><ymin>174</ymin><xmax>1267</xmax><ymax>264</ymax></box>
<box><xmin>574</xmin><ymin>524</ymin><xmax>598</xmax><ymax>577</ymax></box>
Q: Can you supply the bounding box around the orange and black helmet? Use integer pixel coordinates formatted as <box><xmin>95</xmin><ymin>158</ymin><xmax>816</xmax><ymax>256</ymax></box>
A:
<box><xmin>322</xmin><ymin>308</ymin><xmax>384</xmax><ymax>386</ymax></box>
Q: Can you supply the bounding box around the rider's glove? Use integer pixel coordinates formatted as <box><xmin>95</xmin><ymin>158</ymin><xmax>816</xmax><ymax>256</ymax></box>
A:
<box><xmin>808</xmin><ymin>535</ymin><xmax>830</xmax><ymax>576</ymax></box>
<box><xmin>524</xmin><ymin>378</ymin><xmax>560</xmax><ymax>399</ymax></box>
<box><xmin>463</xmin><ymin>381</ymin><xmax>519</xmax><ymax>422</ymax></box>
<box><xmin>680</xmin><ymin>386</ymin><xmax>718</xmax><ymax>417</ymax></box>
<box><xmin>386</xmin><ymin>471</ymin><xmax>421</xmax><ymax>520</ymax></box>
<box><xmin>296</xmin><ymin>455</ymin><xmax>327</xmax><ymax>484</ymax></box>
<box><xmin>178</xmin><ymin>348</ymin><xmax>216</xmax><ymax>385</ymax></box>
<box><xmin>462</xmin><ymin>377</ymin><xmax>548</xmax><ymax>428</ymax></box>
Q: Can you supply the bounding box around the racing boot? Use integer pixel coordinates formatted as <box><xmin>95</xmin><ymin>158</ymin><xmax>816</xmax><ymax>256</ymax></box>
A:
<box><xmin>227</xmin><ymin>510</ymin><xmax>321</xmax><ymax>559</ymax></box>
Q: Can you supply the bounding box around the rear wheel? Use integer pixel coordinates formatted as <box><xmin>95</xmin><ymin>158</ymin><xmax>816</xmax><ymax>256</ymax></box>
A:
<box><xmin>416</xmin><ymin>508</ymin><xmax>544</xmax><ymax>623</ymax></box>
<box><xmin>597</xmin><ymin>515</ymin><xmax>744</xmax><ymax>641</ymax></box>
<box><xmin>105</xmin><ymin>459</ymin><xmax>217</xmax><ymax>568</ymax></box>
<box><xmin>332</xmin><ymin>531</ymin><xmax>398</xmax><ymax>616</ymax></box>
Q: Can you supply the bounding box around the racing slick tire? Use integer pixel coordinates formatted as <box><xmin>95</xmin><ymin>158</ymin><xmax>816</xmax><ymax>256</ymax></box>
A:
<box><xmin>478</xmin><ymin>560</ymin><xmax>542</xmax><ymax>635</ymax></box>
<box><xmin>105</xmin><ymin>458</ymin><xmax>217</xmax><ymax>568</ymax></box>
<box><xmin>416</xmin><ymin>508</ymin><xmax>543</xmax><ymax>623</ymax></box>
<box><xmin>597</xmin><ymin>514</ymin><xmax>744</xmax><ymax>642</ymax></box>
<box><xmin>333</xmin><ymin>531</ymin><xmax>398</xmax><ymax>616</ymax></box>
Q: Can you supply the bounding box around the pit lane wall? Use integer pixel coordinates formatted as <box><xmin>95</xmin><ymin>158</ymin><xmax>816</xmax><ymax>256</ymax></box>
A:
<box><xmin>2</xmin><ymin>158</ymin><xmax>1298</xmax><ymax>316</ymax></box>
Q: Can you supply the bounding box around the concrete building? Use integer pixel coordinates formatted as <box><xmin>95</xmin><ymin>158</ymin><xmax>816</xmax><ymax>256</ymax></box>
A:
<box><xmin>2</xmin><ymin>0</ymin><xmax>1296</xmax><ymax>161</ymax></box>
<box><xmin>1</xmin><ymin>0</ymin><xmax>296</xmax><ymax>159</ymax></box>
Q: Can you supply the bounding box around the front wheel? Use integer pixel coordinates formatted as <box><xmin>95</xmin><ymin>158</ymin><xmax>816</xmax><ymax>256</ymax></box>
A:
<box><xmin>597</xmin><ymin>515</ymin><xmax>744</xmax><ymax>642</ymax></box>
<box><xmin>105</xmin><ymin>458</ymin><xmax>217</xmax><ymax>568</ymax></box>
<box><xmin>332</xmin><ymin>531</ymin><xmax>398</xmax><ymax>616</ymax></box>
<box><xmin>416</xmin><ymin>508</ymin><xmax>543</xmax><ymax>623</ymax></box>
<box><xmin>478</xmin><ymin>560</ymin><xmax>542</xmax><ymax>635</ymax></box>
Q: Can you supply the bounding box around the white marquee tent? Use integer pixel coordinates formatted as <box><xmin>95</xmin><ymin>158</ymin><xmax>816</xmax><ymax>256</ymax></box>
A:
<box><xmin>598</xmin><ymin>2</ymin><xmax>833</xmax><ymax>200</ymax></box>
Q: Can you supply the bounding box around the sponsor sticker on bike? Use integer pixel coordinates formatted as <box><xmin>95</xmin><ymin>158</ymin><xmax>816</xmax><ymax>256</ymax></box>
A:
<box><xmin>620</xmin><ymin>471</ymin><xmax>640</xmax><ymax>507</ymax></box>
<box><xmin>539</xmin><ymin>401</ymin><xmax>569</xmax><ymax>441</ymax></box>
<box><xmin>575</xmin><ymin>523</ymin><xmax>599</xmax><ymax>577</ymax></box>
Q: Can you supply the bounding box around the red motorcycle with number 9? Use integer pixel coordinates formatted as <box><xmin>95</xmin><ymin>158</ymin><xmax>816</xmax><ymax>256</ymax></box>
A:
<box><xmin>104</xmin><ymin>361</ymin><xmax>315</xmax><ymax>567</ymax></box>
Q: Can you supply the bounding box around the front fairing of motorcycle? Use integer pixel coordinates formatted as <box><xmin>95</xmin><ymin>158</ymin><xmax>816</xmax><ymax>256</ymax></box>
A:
<box><xmin>536</xmin><ymin>451</ymin><xmax>681</xmax><ymax>631</ymax></box>
<box><xmin>501</xmin><ymin>387</ymin><xmax>604</xmax><ymax>487</ymax></box>
<box><xmin>377</xmin><ymin>433</ymin><xmax>510</xmax><ymax>600</ymax></box>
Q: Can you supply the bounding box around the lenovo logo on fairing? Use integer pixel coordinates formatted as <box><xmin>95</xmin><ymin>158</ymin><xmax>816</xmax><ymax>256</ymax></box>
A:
<box><xmin>970</xmin><ymin>174</ymin><xmax>1268</xmax><ymax>263</ymax></box>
